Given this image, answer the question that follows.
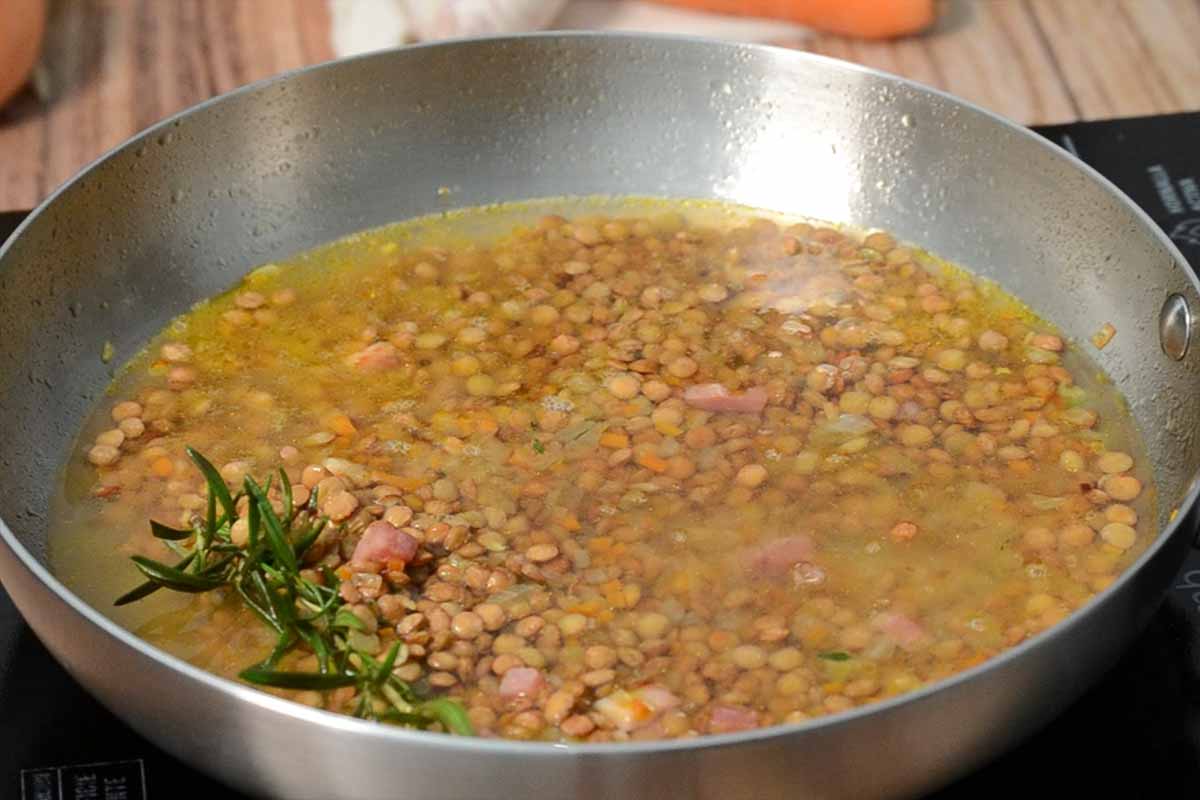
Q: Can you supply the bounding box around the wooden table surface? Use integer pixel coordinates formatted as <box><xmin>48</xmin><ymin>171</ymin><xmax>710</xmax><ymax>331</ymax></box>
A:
<box><xmin>3</xmin><ymin>0</ymin><xmax>1200</xmax><ymax>212</ymax></box>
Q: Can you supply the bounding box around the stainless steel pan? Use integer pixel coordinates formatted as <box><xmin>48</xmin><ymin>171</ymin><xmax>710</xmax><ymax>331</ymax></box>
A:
<box><xmin>1</xmin><ymin>33</ymin><xmax>1198</xmax><ymax>800</ymax></box>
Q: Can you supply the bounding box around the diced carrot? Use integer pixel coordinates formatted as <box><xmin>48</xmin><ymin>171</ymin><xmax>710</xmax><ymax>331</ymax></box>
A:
<box><xmin>335</xmin><ymin>566</ymin><xmax>352</xmax><ymax>581</ymax></box>
<box><xmin>1007</xmin><ymin>459</ymin><xmax>1034</xmax><ymax>476</ymax></box>
<box><xmin>556</xmin><ymin>513</ymin><xmax>582</xmax><ymax>532</ymax></box>
<box><xmin>328</xmin><ymin>413</ymin><xmax>357</xmax><ymax>437</ymax></box>
<box><xmin>474</xmin><ymin>413</ymin><xmax>499</xmax><ymax>435</ymax></box>
<box><xmin>630</xmin><ymin>698</ymin><xmax>653</xmax><ymax>722</ymax></box>
<box><xmin>150</xmin><ymin>457</ymin><xmax>174</xmax><ymax>478</ymax></box>
<box><xmin>668</xmin><ymin>570</ymin><xmax>692</xmax><ymax>594</ymax></box>
<box><xmin>646</xmin><ymin>0</ymin><xmax>935</xmax><ymax>40</ymax></box>
<box><xmin>1091</xmin><ymin>322</ymin><xmax>1117</xmax><ymax>350</ymax></box>
<box><xmin>587</xmin><ymin>536</ymin><xmax>614</xmax><ymax>553</ymax></box>
<box><xmin>602</xmin><ymin>579</ymin><xmax>626</xmax><ymax>607</ymax></box>
<box><xmin>708</xmin><ymin>629</ymin><xmax>737</xmax><ymax>651</ymax></box>
<box><xmin>509</xmin><ymin>448</ymin><xmax>535</xmax><ymax>468</ymax></box>
<box><xmin>599</xmin><ymin>431</ymin><xmax>630</xmax><ymax>449</ymax></box>
<box><xmin>796</xmin><ymin>620</ymin><xmax>832</xmax><ymax>647</ymax></box>
<box><xmin>569</xmin><ymin>598</ymin><xmax>607</xmax><ymax>617</ymax></box>
<box><xmin>371</xmin><ymin>472</ymin><xmax>427</xmax><ymax>491</ymax></box>
<box><xmin>959</xmin><ymin>653</ymin><xmax>988</xmax><ymax>670</ymax></box>
<box><xmin>636</xmin><ymin>451</ymin><xmax>669</xmax><ymax>473</ymax></box>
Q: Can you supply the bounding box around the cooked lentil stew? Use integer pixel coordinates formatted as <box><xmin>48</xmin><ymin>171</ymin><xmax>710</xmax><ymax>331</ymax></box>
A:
<box><xmin>51</xmin><ymin>199</ymin><xmax>1155</xmax><ymax>741</ymax></box>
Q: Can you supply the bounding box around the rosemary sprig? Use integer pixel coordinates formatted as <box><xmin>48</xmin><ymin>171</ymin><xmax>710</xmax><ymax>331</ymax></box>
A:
<box><xmin>115</xmin><ymin>446</ymin><xmax>473</xmax><ymax>736</ymax></box>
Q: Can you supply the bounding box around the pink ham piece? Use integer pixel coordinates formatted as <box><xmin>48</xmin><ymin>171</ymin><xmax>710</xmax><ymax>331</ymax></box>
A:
<box><xmin>351</xmin><ymin>521</ymin><xmax>418</xmax><ymax>566</ymax></box>
<box><xmin>347</xmin><ymin>341</ymin><xmax>400</xmax><ymax>372</ymax></box>
<box><xmin>708</xmin><ymin>704</ymin><xmax>760</xmax><ymax>734</ymax></box>
<box><xmin>499</xmin><ymin>667</ymin><xmax>546</xmax><ymax>700</ymax></box>
<box><xmin>872</xmin><ymin>611</ymin><xmax>928</xmax><ymax>651</ymax></box>
<box><xmin>682</xmin><ymin>383</ymin><xmax>768</xmax><ymax>414</ymax></box>
<box><xmin>636</xmin><ymin>686</ymin><xmax>680</xmax><ymax>714</ymax></box>
<box><xmin>743</xmin><ymin>534</ymin><xmax>816</xmax><ymax>578</ymax></box>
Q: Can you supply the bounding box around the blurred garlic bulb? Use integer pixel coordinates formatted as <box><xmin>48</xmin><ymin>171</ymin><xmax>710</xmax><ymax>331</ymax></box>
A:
<box><xmin>331</xmin><ymin>0</ymin><xmax>569</xmax><ymax>56</ymax></box>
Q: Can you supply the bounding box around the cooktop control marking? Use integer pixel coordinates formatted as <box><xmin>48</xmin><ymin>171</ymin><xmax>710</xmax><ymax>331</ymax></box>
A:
<box><xmin>20</xmin><ymin>759</ymin><xmax>146</xmax><ymax>800</ymax></box>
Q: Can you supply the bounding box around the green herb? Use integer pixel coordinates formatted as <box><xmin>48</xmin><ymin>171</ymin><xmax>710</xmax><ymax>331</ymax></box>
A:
<box><xmin>818</xmin><ymin>651</ymin><xmax>851</xmax><ymax>662</ymax></box>
<box><xmin>571</xmin><ymin>424</ymin><xmax>597</xmax><ymax>441</ymax></box>
<box><xmin>532</xmin><ymin>438</ymin><xmax>545</xmax><ymax>455</ymax></box>
<box><xmin>100</xmin><ymin>341</ymin><xmax>115</xmax><ymax>364</ymax></box>
<box><xmin>115</xmin><ymin>447</ymin><xmax>473</xmax><ymax>735</ymax></box>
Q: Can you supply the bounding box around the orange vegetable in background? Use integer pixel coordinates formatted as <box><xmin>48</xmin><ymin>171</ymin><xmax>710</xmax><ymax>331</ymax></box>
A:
<box><xmin>648</xmin><ymin>0</ymin><xmax>937</xmax><ymax>39</ymax></box>
<box><xmin>0</xmin><ymin>0</ymin><xmax>46</xmax><ymax>106</ymax></box>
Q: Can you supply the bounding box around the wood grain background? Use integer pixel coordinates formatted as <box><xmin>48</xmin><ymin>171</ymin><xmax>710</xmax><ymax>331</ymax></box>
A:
<box><xmin>3</xmin><ymin>0</ymin><xmax>1200</xmax><ymax>211</ymax></box>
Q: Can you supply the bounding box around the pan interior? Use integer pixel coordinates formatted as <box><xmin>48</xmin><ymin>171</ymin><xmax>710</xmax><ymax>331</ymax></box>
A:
<box><xmin>1</xmin><ymin>33</ymin><xmax>1197</xmax><ymax>575</ymax></box>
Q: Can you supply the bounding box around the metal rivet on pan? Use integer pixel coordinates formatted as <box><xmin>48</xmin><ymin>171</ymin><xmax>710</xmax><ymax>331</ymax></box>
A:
<box><xmin>1159</xmin><ymin>293</ymin><xmax>1192</xmax><ymax>361</ymax></box>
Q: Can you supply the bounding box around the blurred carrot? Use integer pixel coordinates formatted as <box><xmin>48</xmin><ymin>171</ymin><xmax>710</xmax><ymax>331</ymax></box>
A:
<box><xmin>648</xmin><ymin>0</ymin><xmax>937</xmax><ymax>40</ymax></box>
<box><xmin>0</xmin><ymin>0</ymin><xmax>46</xmax><ymax>107</ymax></box>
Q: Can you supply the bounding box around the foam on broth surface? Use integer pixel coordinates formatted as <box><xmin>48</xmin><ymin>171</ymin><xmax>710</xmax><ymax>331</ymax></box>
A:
<box><xmin>50</xmin><ymin>197</ymin><xmax>1154</xmax><ymax>740</ymax></box>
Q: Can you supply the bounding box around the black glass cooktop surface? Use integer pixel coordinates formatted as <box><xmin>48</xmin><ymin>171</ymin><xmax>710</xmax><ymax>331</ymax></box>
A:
<box><xmin>3</xmin><ymin>112</ymin><xmax>1200</xmax><ymax>799</ymax></box>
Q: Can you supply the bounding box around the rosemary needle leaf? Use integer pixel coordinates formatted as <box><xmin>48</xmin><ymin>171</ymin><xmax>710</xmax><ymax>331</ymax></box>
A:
<box><xmin>239</xmin><ymin>667</ymin><xmax>358</xmax><ymax>691</ymax></box>
<box><xmin>113</xmin><ymin>580</ymin><xmax>161</xmax><ymax>606</ymax></box>
<box><xmin>244</xmin><ymin>477</ymin><xmax>297</xmax><ymax>574</ymax></box>
<box><xmin>185</xmin><ymin>446</ymin><xmax>237</xmax><ymax>522</ymax></box>
<box><xmin>420</xmin><ymin>698</ymin><xmax>476</xmax><ymax>736</ymax></box>
<box><xmin>129</xmin><ymin>555</ymin><xmax>225</xmax><ymax>592</ymax></box>
<box><xmin>115</xmin><ymin>552</ymin><xmax>198</xmax><ymax>606</ymax></box>
<box><xmin>149</xmin><ymin>520</ymin><xmax>192</xmax><ymax>541</ymax></box>
<box><xmin>279</xmin><ymin>468</ymin><xmax>294</xmax><ymax>521</ymax></box>
<box><xmin>247</xmin><ymin>490</ymin><xmax>261</xmax><ymax>551</ymax></box>
<box><xmin>375</xmin><ymin>641</ymin><xmax>404</xmax><ymax>687</ymax></box>
<box><xmin>333</xmin><ymin>608</ymin><xmax>367</xmax><ymax>631</ymax></box>
<box><xmin>294</xmin><ymin>519</ymin><xmax>325</xmax><ymax>560</ymax></box>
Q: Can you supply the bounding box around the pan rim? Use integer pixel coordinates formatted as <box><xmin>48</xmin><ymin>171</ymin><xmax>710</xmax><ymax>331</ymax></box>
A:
<box><xmin>1</xmin><ymin>29</ymin><xmax>1198</xmax><ymax>758</ymax></box>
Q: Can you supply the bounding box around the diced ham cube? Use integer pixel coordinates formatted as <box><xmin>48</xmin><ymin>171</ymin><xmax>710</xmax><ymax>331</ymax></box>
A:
<box><xmin>351</xmin><ymin>521</ymin><xmax>418</xmax><ymax>566</ymax></box>
<box><xmin>636</xmin><ymin>685</ymin><xmax>680</xmax><ymax>714</ymax></box>
<box><xmin>708</xmin><ymin>704</ymin><xmax>759</xmax><ymax>734</ymax></box>
<box><xmin>743</xmin><ymin>534</ymin><xmax>816</xmax><ymax>578</ymax></box>
<box><xmin>347</xmin><ymin>341</ymin><xmax>401</xmax><ymax>372</ymax></box>
<box><xmin>872</xmin><ymin>611</ymin><xmax>928</xmax><ymax>651</ymax></box>
<box><xmin>499</xmin><ymin>667</ymin><xmax>546</xmax><ymax>700</ymax></box>
<box><xmin>682</xmin><ymin>383</ymin><xmax>768</xmax><ymax>414</ymax></box>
